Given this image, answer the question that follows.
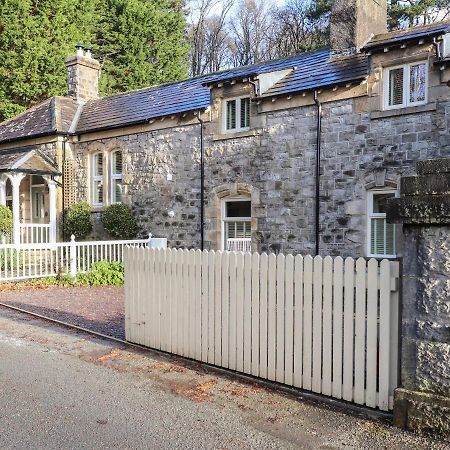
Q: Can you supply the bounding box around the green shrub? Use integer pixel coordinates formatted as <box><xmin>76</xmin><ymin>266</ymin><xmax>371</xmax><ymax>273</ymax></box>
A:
<box><xmin>101</xmin><ymin>203</ymin><xmax>138</xmax><ymax>240</ymax></box>
<box><xmin>0</xmin><ymin>204</ymin><xmax>12</xmax><ymax>238</ymax></box>
<box><xmin>64</xmin><ymin>202</ymin><xmax>92</xmax><ymax>240</ymax></box>
<box><xmin>76</xmin><ymin>261</ymin><xmax>124</xmax><ymax>286</ymax></box>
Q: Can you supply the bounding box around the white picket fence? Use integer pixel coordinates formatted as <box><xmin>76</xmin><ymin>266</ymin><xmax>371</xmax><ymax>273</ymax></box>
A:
<box><xmin>125</xmin><ymin>248</ymin><xmax>400</xmax><ymax>411</ymax></box>
<box><xmin>0</xmin><ymin>236</ymin><xmax>166</xmax><ymax>282</ymax></box>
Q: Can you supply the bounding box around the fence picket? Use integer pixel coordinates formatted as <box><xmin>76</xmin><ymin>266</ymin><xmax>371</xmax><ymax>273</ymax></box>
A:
<box><xmin>251</xmin><ymin>252</ymin><xmax>260</xmax><ymax>377</ymax></box>
<box><xmin>354</xmin><ymin>257</ymin><xmax>367</xmax><ymax>405</ymax></box>
<box><xmin>332</xmin><ymin>256</ymin><xmax>344</xmax><ymax>399</ymax></box>
<box><xmin>243</xmin><ymin>252</ymin><xmax>252</xmax><ymax>374</ymax></box>
<box><xmin>303</xmin><ymin>255</ymin><xmax>313</xmax><ymax>390</ymax></box>
<box><xmin>293</xmin><ymin>254</ymin><xmax>303</xmax><ymax>388</ymax></box>
<box><xmin>267</xmin><ymin>253</ymin><xmax>277</xmax><ymax>381</ymax></box>
<box><xmin>276</xmin><ymin>253</ymin><xmax>286</xmax><ymax>384</ymax></box>
<box><xmin>312</xmin><ymin>255</ymin><xmax>323</xmax><ymax>393</ymax></box>
<box><xmin>379</xmin><ymin>259</ymin><xmax>391</xmax><ymax>411</ymax></box>
<box><xmin>259</xmin><ymin>253</ymin><xmax>269</xmax><ymax>379</ymax></box>
<box><xmin>201</xmin><ymin>250</ymin><xmax>209</xmax><ymax>362</ymax></box>
<box><xmin>343</xmin><ymin>257</ymin><xmax>355</xmax><ymax>402</ymax></box>
<box><xmin>322</xmin><ymin>256</ymin><xmax>333</xmax><ymax>396</ymax></box>
<box><xmin>236</xmin><ymin>252</ymin><xmax>245</xmax><ymax>372</ymax></box>
<box><xmin>221</xmin><ymin>251</ymin><xmax>230</xmax><ymax>368</ymax></box>
<box><xmin>284</xmin><ymin>254</ymin><xmax>294</xmax><ymax>386</ymax></box>
<box><xmin>366</xmin><ymin>258</ymin><xmax>378</xmax><ymax>408</ymax></box>
<box><xmin>214</xmin><ymin>251</ymin><xmax>222</xmax><ymax>365</ymax></box>
<box><xmin>208</xmin><ymin>250</ymin><xmax>216</xmax><ymax>364</ymax></box>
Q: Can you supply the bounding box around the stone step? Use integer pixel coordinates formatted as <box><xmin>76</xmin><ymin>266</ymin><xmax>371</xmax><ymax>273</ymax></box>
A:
<box><xmin>401</xmin><ymin>173</ymin><xmax>450</xmax><ymax>196</ymax></box>
<box><xmin>416</xmin><ymin>158</ymin><xmax>450</xmax><ymax>175</ymax></box>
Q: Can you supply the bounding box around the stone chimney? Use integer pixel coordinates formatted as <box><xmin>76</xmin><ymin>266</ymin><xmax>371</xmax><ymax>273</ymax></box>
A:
<box><xmin>330</xmin><ymin>0</ymin><xmax>387</xmax><ymax>56</ymax></box>
<box><xmin>65</xmin><ymin>44</ymin><xmax>100</xmax><ymax>103</ymax></box>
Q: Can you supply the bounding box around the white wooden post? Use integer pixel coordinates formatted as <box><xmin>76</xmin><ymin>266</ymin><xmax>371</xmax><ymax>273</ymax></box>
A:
<box><xmin>44</xmin><ymin>177</ymin><xmax>57</xmax><ymax>243</ymax></box>
<box><xmin>7</xmin><ymin>173</ymin><xmax>25</xmax><ymax>245</ymax></box>
<box><xmin>146</xmin><ymin>233</ymin><xmax>153</xmax><ymax>247</ymax></box>
<box><xmin>70</xmin><ymin>234</ymin><xmax>77</xmax><ymax>277</ymax></box>
<box><xmin>0</xmin><ymin>174</ymin><xmax>7</xmax><ymax>206</ymax></box>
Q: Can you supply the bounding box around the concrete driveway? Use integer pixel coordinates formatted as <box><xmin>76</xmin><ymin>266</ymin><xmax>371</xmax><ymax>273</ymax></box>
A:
<box><xmin>0</xmin><ymin>307</ymin><xmax>447</xmax><ymax>450</ymax></box>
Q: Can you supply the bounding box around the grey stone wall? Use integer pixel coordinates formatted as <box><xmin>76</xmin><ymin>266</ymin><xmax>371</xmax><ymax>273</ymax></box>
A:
<box><xmin>387</xmin><ymin>159</ymin><xmax>450</xmax><ymax>437</ymax></box>
<box><xmin>73</xmin><ymin>96</ymin><xmax>449</xmax><ymax>256</ymax></box>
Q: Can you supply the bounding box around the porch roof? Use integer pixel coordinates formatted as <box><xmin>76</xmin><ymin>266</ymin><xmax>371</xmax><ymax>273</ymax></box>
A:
<box><xmin>0</xmin><ymin>147</ymin><xmax>61</xmax><ymax>176</ymax></box>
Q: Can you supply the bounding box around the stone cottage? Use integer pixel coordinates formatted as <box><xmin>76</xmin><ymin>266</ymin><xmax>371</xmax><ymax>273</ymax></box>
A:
<box><xmin>0</xmin><ymin>0</ymin><xmax>448</xmax><ymax>259</ymax></box>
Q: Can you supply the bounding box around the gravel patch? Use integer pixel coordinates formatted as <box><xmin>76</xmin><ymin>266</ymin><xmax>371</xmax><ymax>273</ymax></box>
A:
<box><xmin>0</xmin><ymin>285</ymin><xmax>124</xmax><ymax>339</ymax></box>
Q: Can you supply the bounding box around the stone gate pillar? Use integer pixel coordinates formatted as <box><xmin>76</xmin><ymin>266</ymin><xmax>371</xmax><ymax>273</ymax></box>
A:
<box><xmin>387</xmin><ymin>158</ymin><xmax>450</xmax><ymax>437</ymax></box>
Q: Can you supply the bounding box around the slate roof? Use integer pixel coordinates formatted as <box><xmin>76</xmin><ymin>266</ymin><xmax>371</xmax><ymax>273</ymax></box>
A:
<box><xmin>0</xmin><ymin>97</ymin><xmax>79</xmax><ymax>144</ymax></box>
<box><xmin>362</xmin><ymin>21</ymin><xmax>450</xmax><ymax>52</ymax></box>
<box><xmin>76</xmin><ymin>76</ymin><xmax>211</xmax><ymax>133</ymax></box>
<box><xmin>0</xmin><ymin>147</ymin><xmax>60</xmax><ymax>175</ymax></box>
<box><xmin>76</xmin><ymin>49</ymin><xmax>369</xmax><ymax>133</ymax></box>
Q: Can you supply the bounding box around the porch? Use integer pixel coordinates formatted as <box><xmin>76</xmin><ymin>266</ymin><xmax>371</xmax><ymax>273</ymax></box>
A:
<box><xmin>0</xmin><ymin>148</ymin><xmax>60</xmax><ymax>245</ymax></box>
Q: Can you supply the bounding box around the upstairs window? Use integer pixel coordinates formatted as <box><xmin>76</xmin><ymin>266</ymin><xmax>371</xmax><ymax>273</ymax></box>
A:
<box><xmin>225</xmin><ymin>97</ymin><xmax>250</xmax><ymax>132</ymax></box>
<box><xmin>110</xmin><ymin>150</ymin><xmax>123</xmax><ymax>204</ymax></box>
<box><xmin>367</xmin><ymin>190</ymin><xmax>397</xmax><ymax>258</ymax></box>
<box><xmin>384</xmin><ymin>61</ymin><xmax>427</xmax><ymax>110</ymax></box>
<box><xmin>92</xmin><ymin>152</ymin><xmax>104</xmax><ymax>207</ymax></box>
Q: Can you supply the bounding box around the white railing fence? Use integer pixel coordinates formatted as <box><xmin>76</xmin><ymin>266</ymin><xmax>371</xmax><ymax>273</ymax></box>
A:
<box><xmin>20</xmin><ymin>223</ymin><xmax>51</xmax><ymax>244</ymax></box>
<box><xmin>0</xmin><ymin>235</ymin><xmax>167</xmax><ymax>282</ymax></box>
<box><xmin>226</xmin><ymin>238</ymin><xmax>251</xmax><ymax>252</ymax></box>
<box><xmin>125</xmin><ymin>248</ymin><xmax>400</xmax><ymax>412</ymax></box>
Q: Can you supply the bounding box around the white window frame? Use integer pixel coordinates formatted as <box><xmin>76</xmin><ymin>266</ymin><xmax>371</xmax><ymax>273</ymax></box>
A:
<box><xmin>91</xmin><ymin>151</ymin><xmax>104</xmax><ymax>207</ymax></box>
<box><xmin>383</xmin><ymin>60</ymin><xmax>428</xmax><ymax>110</ymax></box>
<box><xmin>223</xmin><ymin>96</ymin><xmax>251</xmax><ymax>133</ymax></box>
<box><xmin>110</xmin><ymin>150</ymin><xmax>123</xmax><ymax>204</ymax></box>
<box><xmin>221</xmin><ymin>198</ymin><xmax>252</xmax><ymax>251</ymax></box>
<box><xmin>366</xmin><ymin>189</ymin><xmax>398</xmax><ymax>258</ymax></box>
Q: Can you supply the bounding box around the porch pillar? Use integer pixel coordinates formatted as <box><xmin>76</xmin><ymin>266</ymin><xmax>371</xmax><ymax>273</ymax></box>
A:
<box><xmin>44</xmin><ymin>176</ymin><xmax>58</xmax><ymax>244</ymax></box>
<box><xmin>0</xmin><ymin>174</ymin><xmax>7</xmax><ymax>206</ymax></box>
<box><xmin>7</xmin><ymin>173</ymin><xmax>25</xmax><ymax>245</ymax></box>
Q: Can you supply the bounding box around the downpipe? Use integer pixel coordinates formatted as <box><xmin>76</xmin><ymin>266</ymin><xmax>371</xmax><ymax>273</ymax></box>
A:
<box><xmin>196</xmin><ymin>112</ymin><xmax>205</xmax><ymax>251</ymax></box>
<box><xmin>313</xmin><ymin>91</ymin><xmax>322</xmax><ymax>257</ymax></box>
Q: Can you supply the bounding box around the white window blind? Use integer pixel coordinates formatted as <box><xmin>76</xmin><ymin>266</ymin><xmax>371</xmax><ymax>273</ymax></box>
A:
<box><xmin>92</xmin><ymin>152</ymin><xmax>104</xmax><ymax>206</ymax></box>
<box><xmin>367</xmin><ymin>191</ymin><xmax>397</xmax><ymax>257</ymax></box>
<box><xmin>111</xmin><ymin>150</ymin><xmax>123</xmax><ymax>204</ymax></box>
<box><xmin>385</xmin><ymin>61</ymin><xmax>427</xmax><ymax>109</ymax></box>
<box><xmin>225</xmin><ymin>97</ymin><xmax>250</xmax><ymax>132</ymax></box>
<box><xmin>223</xmin><ymin>199</ymin><xmax>251</xmax><ymax>250</ymax></box>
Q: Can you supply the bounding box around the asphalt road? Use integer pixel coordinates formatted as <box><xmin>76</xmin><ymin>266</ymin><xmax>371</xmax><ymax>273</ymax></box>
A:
<box><xmin>0</xmin><ymin>307</ymin><xmax>448</xmax><ymax>450</ymax></box>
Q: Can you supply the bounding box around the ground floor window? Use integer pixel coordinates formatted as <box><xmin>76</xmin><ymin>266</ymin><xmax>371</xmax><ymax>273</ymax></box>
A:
<box><xmin>222</xmin><ymin>199</ymin><xmax>251</xmax><ymax>251</ymax></box>
<box><xmin>367</xmin><ymin>190</ymin><xmax>397</xmax><ymax>258</ymax></box>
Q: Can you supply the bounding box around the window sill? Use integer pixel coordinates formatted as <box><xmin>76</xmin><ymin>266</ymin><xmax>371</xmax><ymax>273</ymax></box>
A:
<box><xmin>212</xmin><ymin>129</ymin><xmax>257</xmax><ymax>141</ymax></box>
<box><xmin>370</xmin><ymin>102</ymin><xmax>436</xmax><ymax>120</ymax></box>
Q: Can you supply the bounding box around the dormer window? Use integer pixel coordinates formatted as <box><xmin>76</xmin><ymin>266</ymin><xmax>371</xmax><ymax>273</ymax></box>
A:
<box><xmin>224</xmin><ymin>97</ymin><xmax>250</xmax><ymax>132</ymax></box>
<box><xmin>384</xmin><ymin>61</ymin><xmax>427</xmax><ymax>110</ymax></box>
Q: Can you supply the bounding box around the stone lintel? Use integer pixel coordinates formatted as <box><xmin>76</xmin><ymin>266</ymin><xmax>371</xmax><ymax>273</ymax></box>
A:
<box><xmin>401</xmin><ymin>173</ymin><xmax>450</xmax><ymax>196</ymax></box>
<box><xmin>417</xmin><ymin>158</ymin><xmax>450</xmax><ymax>175</ymax></box>
<box><xmin>393</xmin><ymin>388</ymin><xmax>450</xmax><ymax>437</ymax></box>
<box><xmin>387</xmin><ymin>195</ymin><xmax>450</xmax><ymax>224</ymax></box>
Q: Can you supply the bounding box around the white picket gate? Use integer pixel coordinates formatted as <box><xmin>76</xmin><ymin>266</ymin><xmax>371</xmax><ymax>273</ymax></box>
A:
<box><xmin>124</xmin><ymin>248</ymin><xmax>400</xmax><ymax>411</ymax></box>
